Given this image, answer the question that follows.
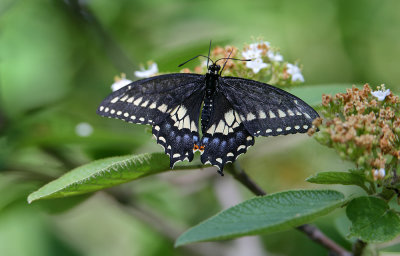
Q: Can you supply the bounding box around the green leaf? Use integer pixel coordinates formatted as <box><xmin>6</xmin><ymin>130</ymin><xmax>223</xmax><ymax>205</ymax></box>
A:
<box><xmin>306</xmin><ymin>172</ymin><xmax>368</xmax><ymax>191</ymax></box>
<box><xmin>346</xmin><ymin>196</ymin><xmax>400</xmax><ymax>243</ymax></box>
<box><xmin>27</xmin><ymin>153</ymin><xmax>171</xmax><ymax>203</ymax></box>
<box><xmin>175</xmin><ymin>190</ymin><xmax>345</xmax><ymax>246</ymax></box>
<box><xmin>288</xmin><ymin>84</ymin><xmax>353</xmax><ymax>106</ymax></box>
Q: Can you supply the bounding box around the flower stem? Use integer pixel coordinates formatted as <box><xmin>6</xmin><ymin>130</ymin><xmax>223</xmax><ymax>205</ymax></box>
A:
<box><xmin>226</xmin><ymin>162</ymin><xmax>352</xmax><ymax>256</ymax></box>
<box><xmin>353</xmin><ymin>239</ymin><xmax>367</xmax><ymax>256</ymax></box>
<box><xmin>225</xmin><ymin>162</ymin><xmax>266</xmax><ymax>196</ymax></box>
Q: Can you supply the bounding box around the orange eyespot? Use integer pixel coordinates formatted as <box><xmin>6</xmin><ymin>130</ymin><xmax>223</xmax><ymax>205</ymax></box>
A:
<box><xmin>199</xmin><ymin>145</ymin><xmax>205</xmax><ymax>151</ymax></box>
<box><xmin>193</xmin><ymin>144</ymin><xmax>199</xmax><ymax>150</ymax></box>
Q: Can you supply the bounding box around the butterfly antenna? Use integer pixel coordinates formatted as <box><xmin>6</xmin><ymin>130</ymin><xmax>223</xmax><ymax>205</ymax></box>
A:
<box><xmin>219</xmin><ymin>50</ymin><xmax>233</xmax><ymax>75</ymax></box>
<box><xmin>217</xmin><ymin>55</ymin><xmax>251</xmax><ymax>75</ymax></box>
<box><xmin>178</xmin><ymin>55</ymin><xmax>213</xmax><ymax>67</ymax></box>
<box><xmin>218</xmin><ymin>57</ymin><xmax>251</xmax><ymax>62</ymax></box>
<box><xmin>206</xmin><ymin>40</ymin><xmax>212</xmax><ymax>68</ymax></box>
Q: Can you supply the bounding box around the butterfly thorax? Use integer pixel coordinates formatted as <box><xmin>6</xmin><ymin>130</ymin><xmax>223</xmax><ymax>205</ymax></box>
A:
<box><xmin>201</xmin><ymin>64</ymin><xmax>221</xmax><ymax>133</ymax></box>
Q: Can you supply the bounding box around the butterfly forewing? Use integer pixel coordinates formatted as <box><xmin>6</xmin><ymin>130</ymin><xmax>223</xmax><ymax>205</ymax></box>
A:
<box><xmin>97</xmin><ymin>73</ymin><xmax>204</xmax><ymax>125</ymax></box>
<box><xmin>153</xmin><ymin>88</ymin><xmax>204</xmax><ymax>167</ymax></box>
<box><xmin>200</xmin><ymin>90</ymin><xmax>254</xmax><ymax>171</ymax></box>
<box><xmin>220</xmin><ymin>77</ymin><xmax>319</xmax><ymax>137</ymax></box>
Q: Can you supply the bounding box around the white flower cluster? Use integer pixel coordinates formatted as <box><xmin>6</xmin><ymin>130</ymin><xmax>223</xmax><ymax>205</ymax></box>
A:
<box><xmin>241</xmin><ymin>42</ymin><xmax>270</xmax><ymax>74</ymax></box>
<box><xmin>242</xmin><ymin>41</ymin><xmax>304</xmax><ymax>83</ymax></box>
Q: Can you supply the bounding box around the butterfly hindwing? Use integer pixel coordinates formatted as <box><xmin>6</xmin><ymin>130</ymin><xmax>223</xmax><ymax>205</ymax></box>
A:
<box><xmin>97</xmin><ymin>73</ymin><xmax>203</xmax><ymax>125</ymax></box>
<box><xmin>152</xmin><ymin>89</ymin><xmax>204</xmax><ymax>168</ymax></box>
<box><xmin>200</xmin><ymin>90</ymin><xmax>254</xmax><ymax>172</ymax></box>
<box><xmin>220</xmin><ymin>77</ymin><xmax>319</xmax><ymax>137</ymax></box>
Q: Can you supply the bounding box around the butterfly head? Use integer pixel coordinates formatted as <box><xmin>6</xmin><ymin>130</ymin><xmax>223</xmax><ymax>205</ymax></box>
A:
<box><xmin>177</xmin><ymin>43</ymin><xmax>250</xmax><ymax>76</ymax></box>
<box><xmin>208</xmin><ymin>63</ymin><xmax>221</xmax><ymax>75</ymax></box>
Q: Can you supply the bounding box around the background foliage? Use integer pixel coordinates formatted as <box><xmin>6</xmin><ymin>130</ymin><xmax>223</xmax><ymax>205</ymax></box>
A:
<box><xmin>1</xmin><ymin>0</ymin><xmax>400</xmax><ymax>255</ymax></box>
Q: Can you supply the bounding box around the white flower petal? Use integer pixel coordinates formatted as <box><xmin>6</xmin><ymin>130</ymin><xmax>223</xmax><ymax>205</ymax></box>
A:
<box><xmin>291</xmin><ymin>73</ymin><xmax>305</xmax><ymax>83</ymax></box>
<box><xmin>134</xmin><ymin>63</ymin><xmax>159</xmax><ymax>78</ymax></box>
<box><xmin>286</xmin><ymin>63</ymin><xmax>304</xmax><ymax>83</ymax></box>
<box><xmin>75</xmin><ymin>122</ymin><xmax>93</xmax><ymax>137</ymax></box>
<box><xmin>242</xmin><ymin>48</ymin><xmax>262</xmax><ymax>59</ymax></box>
<box><xmin>246</xmin><ymin>58</ymin><xmax>269</xmax><ymax>74</ymax></box>
<box><xmin>111</xmin><ymin>78</ymin><xmax>132</xmax><ymax>92</ymax></box>
<box><xmin>371</xmin><ymin>89</ymin><xmax>390</xmax><ymax>101</ymax></box>
<box><xmin>378</xmin><ymin>168</ymin><xmax>386</xmax><ymax>179</ymax></box>
<box><xmin>242</xmin><ymin>41</ymin><xmax>271</xmax><ymax>60</ymax></box>
<box><xmin>267</xmin><ymin>51</ymin><xmax>283</xmax><ymax>62</ymax></box>
<box><xmin>373</xmin><ymin>169</ymin><xmax>379</xmax><ymax>179</ymax></box>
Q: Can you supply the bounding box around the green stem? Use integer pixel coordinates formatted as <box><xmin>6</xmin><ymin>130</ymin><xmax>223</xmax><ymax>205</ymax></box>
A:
<box><xmin>369</xmin><ymin>180</ymin><xmax>377</xmax><ymax>194</ymax></box>
<box><xmin>225</xmin><ymin>162</ymin><xmax>266</xmax><ymax>196</ymax></box>
<box><xmin>353</xmin><ymin>239</ymin><xmax>367</xmax><ymax>256</ymax></box>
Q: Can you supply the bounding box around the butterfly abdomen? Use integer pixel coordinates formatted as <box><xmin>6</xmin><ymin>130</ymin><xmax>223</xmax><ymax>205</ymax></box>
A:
<box><xmin>201</xmin><ymin>96</ymin><xmax>213</xmax><ymax>133</ymax></box>
<box><xmin>201</xmin><ymin>72</ymin><xmax>219</xmax><ymax>133</ymax></box>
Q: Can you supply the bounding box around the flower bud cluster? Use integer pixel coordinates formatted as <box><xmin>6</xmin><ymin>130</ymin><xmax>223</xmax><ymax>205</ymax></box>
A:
<box><xmin>309</xmin><ymin>84</ymin><xmax>400</xmax><ymax>181</ymax></box>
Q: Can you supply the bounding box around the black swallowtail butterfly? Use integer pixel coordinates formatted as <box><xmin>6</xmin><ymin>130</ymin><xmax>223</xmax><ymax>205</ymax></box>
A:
<box><xmin>97</xmin><ymin>53</ymin><xmax>319</xmax><ymax>176</ymax></box>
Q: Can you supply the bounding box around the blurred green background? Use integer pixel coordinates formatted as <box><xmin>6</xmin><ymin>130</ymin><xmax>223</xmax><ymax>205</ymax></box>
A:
<box><xmin>1</xmin><ymin>0</ymin><xmax>400</xmax><ymax>255</ymax></box>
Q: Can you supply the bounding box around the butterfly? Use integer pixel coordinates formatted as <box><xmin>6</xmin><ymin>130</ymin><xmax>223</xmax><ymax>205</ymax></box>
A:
<box><xmin>97</xmin><ymin>53</ymin><xmax>319</xmax><ymax>176</ymax></box>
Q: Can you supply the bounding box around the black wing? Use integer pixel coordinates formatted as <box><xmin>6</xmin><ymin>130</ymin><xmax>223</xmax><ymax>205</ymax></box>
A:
<box><xmin>97</xmin><ymin>73</ymin><xmax>205</xmax><ymax>167</ymax></box>
<box><xmin>97</xmin><ymin>73</ymin><xmax>203</xmax><ymax>125</ymax></box>
<box><xmin>219</xmin><ymin>77</ymin><xmax>319</xmax><ymax>137</ymax></box>
<box><xmin>200</xmin><ymin>89</ymin><xmax>254</xmax><ymax>173</ymax></box>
